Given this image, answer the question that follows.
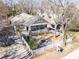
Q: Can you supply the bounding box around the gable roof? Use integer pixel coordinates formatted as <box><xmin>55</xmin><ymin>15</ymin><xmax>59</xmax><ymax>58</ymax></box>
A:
<box><xmin>24</xmin><ymin>16</ymin><xmax>49</xmax><ymax>26</ymax></box>
<box><xmin>11</xmin><ymin>13</ymin><xmax>33</xmax><ymax>25</ymax></box>
<box><xmin>11</xmin><ymin>13</ymin><xmax>49</xmax><ymax>26</ymax></box>
<box><xmin>11</xmin><ymin>13</ymin><xmax>57</xmax><ymax>26</ymax></box>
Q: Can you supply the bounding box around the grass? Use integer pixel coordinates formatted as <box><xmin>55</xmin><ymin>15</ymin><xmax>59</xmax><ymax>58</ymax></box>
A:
<box><xmin>68</xmin><ymin>31</ymin><xmax>79</xmax><ymax>48</ymax></box>
<box><xmin>28</xmin><ymin>40</ymin><xmax>38</xmax><ymax>50</ymax></box>
<box><xmin>68</xmin><ymin>31</ymin><xmax>79</xmax><ymax>39</ymax></box>
<box><xmin>26</xmin><ymin>39</ymin><xmax>39</xmax><ymax>50</ymax></box>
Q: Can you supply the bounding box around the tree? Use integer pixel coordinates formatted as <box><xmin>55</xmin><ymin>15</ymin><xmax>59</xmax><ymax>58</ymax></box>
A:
<box><xmin>39</xmin><ymin>0</ymin><xmax>78</xmax><ymax>40</ymax></box>
<box><xmin>4</xmin><ymin>0</ymin><xmax>17</xmax><ymax>17</ymax></box>
<box><xmin>18</xmin><ymin>0</ymin><xmax>37</xmax><ymax>15</ymax></box>
<box><xmin>0</xmin><ymin>0</ymin><xmax>9</xmax><ymax>19</ymax></box>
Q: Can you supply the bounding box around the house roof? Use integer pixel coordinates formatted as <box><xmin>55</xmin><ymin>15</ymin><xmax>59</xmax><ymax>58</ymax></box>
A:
<box><xmin>11</xmin><ymin>13</ymin><xmax>58</xmax><ymax>26</ymax></box>
<box><xmin>11</xmin><ymin>13</ymin><xmax>33</xmax><ymax>26</ymax></box>
<box><xmin>11</xmin><ymin>13</ymin><xmax>48</xmax><ymax>26</ymax></box>
<box><xmin>24</xmin><ymin>16</ymin><xmax>49</xmax><ymax>26</ymax></box>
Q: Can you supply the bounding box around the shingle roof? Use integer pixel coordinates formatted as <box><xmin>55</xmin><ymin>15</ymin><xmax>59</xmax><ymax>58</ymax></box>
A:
<box><xmin>11</xmin><ymin>13</ymin><xmax>57</xmax><ymax>26</ymax></box>
<box><xmin>11</xmin><ymin>13</ymin><xmax>33</xmax><ymax>25</ymax></box>
<box><xmin>24</xmin><ymin>16</ymin><xmax>49</xmax><ymax>26</ymax></box>
<box><xmin>11</xmin><ymin>13</ymin><xmax>48</xmax><ymax>26</ymax></box>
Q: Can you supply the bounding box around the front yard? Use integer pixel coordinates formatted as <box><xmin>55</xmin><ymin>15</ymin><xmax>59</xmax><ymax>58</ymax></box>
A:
<box><xmin>25</xmin><ymin>33</ymin><xmax>53</xmax><ymax>50</ymax></box>
<box><xmin>32</xmin><ymin>32</ymin><xmax>79</xmax><ymax>59</ymax></box>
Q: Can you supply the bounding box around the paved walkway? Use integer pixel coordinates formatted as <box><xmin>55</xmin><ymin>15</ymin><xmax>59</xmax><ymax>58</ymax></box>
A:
<box><xmin>61</xmin><ymin>47</ymin><xmax>79</xmax><ymax>59</ymax></box>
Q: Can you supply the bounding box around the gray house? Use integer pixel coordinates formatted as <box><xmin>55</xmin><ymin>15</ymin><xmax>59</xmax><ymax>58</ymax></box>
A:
<box><xmin>24</xmin><ymin>16</ymin><xmax>50</xmax><ymax>35</ymax></box>
<box><xmin>11</xmin><ymin>13</ymin><xmax>63</xmax><ymax>35</ymax></box>
<box><xmin>10</xmin><ymin>13</ymin><xmax>64</xmax><ymax>57</ymax></box>
<box><xmin>11</xmin><ymin>13</ymin><xmax>54</xmax><ymax>35</ymax></box>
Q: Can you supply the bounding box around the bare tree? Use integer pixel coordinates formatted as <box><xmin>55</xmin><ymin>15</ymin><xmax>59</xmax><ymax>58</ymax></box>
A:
<box><xmin>0</xmin><ymin>0</ymin><xmax>9</xmax><ymax>19</ymax></box>
<box><xmin>39</xmin><ymin>0</ymin><xmax>78</xmax><ymax>39</ymax></box>
<box><xmin>4</xmin><ymin>0</ymin><xmax>17</xmax><ymax>16</ymax></box>
<box><xmin>18</xmin><ymin>0</ymin><xmax>36</xmax><ymax>15</ymax></box>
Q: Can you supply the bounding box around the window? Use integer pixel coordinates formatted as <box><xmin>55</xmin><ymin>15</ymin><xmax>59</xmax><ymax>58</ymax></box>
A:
<box><xmin>51</xmin><ymin>24</ymin><xmax>55</xmax><ymax>28</ymax></box>
<box><xmin>31</xmin><ymin>26</ymin><xmax>37</xmax><ymax>31</ymax></box>
<box><xmin>56</xmin><ymin>24</ymin><xmax>61</xmax><ymax>29</ymax></box>
<box><xmin>27</xmin><ymin>27</ymin><xmax>29</xmax><ymax>31</ymax></box>
<box><xmin>31</xmin><ymin>25</ymin><xmax>47</xmax><ymax>31</ymax></box>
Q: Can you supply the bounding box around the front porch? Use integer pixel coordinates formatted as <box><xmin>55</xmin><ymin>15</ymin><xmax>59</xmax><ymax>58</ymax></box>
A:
<box><xmin>28</xmin><ymin>23</ymin><xmax>49</xmax><ymax>35</ymax></box>
<box><xmin>30</xmin><ymin>28</ymin><xmax>48</xmax><ymax>35</ymax></box>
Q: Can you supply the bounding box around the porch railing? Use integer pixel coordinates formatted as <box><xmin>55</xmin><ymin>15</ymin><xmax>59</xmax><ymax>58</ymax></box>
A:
<box><xmin>30</xmin><ymin>29</ymin><xmax>48</xmax><ymax>35</ymax></box>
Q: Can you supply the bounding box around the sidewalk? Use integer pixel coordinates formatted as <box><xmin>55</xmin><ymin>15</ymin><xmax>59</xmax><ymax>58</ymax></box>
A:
<box><xmin>61</xmin><ymin>47</ymin><xmax>79</xmax><ymax>59</ymax></box>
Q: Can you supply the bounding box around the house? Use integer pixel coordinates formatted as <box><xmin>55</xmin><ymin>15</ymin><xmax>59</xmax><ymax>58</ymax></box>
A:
<box><xmin>10</xmin><ymin>13</ymin><xmax>65</xmax><ymax>57</ymax></box>
<box><xmin>24</xmin><ymin>16</ymin><xmax>50</xmax><ymax>35</ymax></box>
<box><xmin>11</xmin><ymin>13</ymin><xmax>55</xmax><ymax>35</ymax></box>
<box><xmin>11</xmin><ymin>12</ymin><xmax>64</xmax><ymax>36</ymax></box>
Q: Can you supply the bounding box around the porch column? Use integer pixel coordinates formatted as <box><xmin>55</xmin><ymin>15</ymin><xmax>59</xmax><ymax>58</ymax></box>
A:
<box><xmin>54</xmin><ymin>24</ymin><xmax>57</xmax><ymax>40</ymax></box>
<box><xmin>28</xmin><ymin>26</ymin><xmax>31</xmax><ymax>35</ymax></box>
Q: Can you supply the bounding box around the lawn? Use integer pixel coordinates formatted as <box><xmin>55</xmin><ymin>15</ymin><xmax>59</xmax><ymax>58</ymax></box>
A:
<box><xmin>68</xmin><ymin>31</ymin><xmax>79</xmax><ymax>41</ymax></box>
<box><xmin>25</xmin><ymin>39</ymin><xmax>39</xmax><ymax>50</ymax></box>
